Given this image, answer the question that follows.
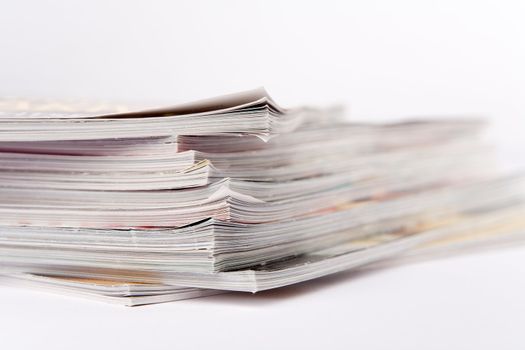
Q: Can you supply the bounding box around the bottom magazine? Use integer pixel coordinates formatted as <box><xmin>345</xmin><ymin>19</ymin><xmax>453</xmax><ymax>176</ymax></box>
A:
<box><xmin>2</xmin><ymin>201</ymin><xmax>524</xmax><ymax>306</ymax></box>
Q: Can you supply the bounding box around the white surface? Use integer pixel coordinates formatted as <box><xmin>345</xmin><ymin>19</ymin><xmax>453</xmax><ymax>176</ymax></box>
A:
<box><xmin>1</xmin><ymin>1</ymin><xmax>524</xmax><ymax>349</ymax></box>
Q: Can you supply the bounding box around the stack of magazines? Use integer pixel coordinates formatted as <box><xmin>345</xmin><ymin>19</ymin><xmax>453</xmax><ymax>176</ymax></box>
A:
<box><xmin>0</xmin><ymin>88</ymin><xmax>524</xmax><ymax>306</ymax></box>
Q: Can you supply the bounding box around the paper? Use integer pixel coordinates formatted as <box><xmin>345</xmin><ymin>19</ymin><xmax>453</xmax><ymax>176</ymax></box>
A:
<box><xmin>0</xmin><ymin>88</ymin><xmax>523</xmax><ymax>305</ymax></box>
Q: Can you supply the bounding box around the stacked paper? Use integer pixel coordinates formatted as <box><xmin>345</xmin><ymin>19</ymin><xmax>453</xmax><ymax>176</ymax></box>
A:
<box><xmin>1</xmin><ymin>88</ymin><xmax>524</xmax><ymax>305</ymax></box>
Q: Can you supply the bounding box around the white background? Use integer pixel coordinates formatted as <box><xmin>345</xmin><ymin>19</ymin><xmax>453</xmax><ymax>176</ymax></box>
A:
<box><xmin>1</xmin><ymin>1</ymin><xmax>524</xmax><ymax>349</ymax></box>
